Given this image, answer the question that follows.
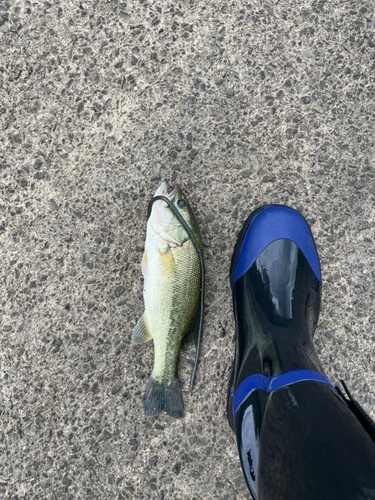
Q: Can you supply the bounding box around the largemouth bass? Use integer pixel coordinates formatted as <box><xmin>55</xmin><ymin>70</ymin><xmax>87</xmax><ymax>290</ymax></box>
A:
<box><xmin>132</xmin><ymin>182</ymin><xmax>203</xmax><ymax>418</ymax></box>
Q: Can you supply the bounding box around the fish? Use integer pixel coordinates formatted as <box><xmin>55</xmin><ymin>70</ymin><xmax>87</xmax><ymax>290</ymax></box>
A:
<box><xmin>132</xmin><ymin>181</ymin><xmax>203</xmax><ymax>418</ymax></box>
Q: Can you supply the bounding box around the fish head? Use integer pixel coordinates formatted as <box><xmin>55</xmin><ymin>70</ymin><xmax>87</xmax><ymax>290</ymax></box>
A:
<box><xmin>149</xmin><ymin>181</ymin><xmax>200</xmax><ymax>248</ymax></box>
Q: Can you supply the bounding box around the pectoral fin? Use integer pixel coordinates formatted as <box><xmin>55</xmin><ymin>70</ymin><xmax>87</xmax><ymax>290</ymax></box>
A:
<box><xmin>132</xmin><ymin>314</ymin><xmax>153</xmax><ymax>344</ymax></box>
<box><xmin>141</xmin><ymin>250</ymin><xmax>148</xmax><ymax>276</ymax></box>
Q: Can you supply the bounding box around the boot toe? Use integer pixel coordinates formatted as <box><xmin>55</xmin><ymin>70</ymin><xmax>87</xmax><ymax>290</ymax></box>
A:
<box><xmin>230</xmin><ymin>205</ymin><xmax>321</xmax><ymax>288</ymax></box>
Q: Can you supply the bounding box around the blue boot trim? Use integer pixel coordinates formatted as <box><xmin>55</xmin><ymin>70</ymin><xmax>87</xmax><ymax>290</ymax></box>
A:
<box><xmin>233</xmin><ymin>206</ymin><xmax>321</xmax><ymax>284</ymax></box>
<box><xmin>233</xmin><ymin>370</ymin><xmax>337</xmax><ymax>417</ymax></box>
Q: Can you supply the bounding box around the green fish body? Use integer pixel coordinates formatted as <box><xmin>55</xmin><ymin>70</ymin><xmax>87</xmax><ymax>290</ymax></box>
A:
<box><xmin>132</xmin><ymin>182</ymin><xmax>202</xmax><ymax>418</ymax></box>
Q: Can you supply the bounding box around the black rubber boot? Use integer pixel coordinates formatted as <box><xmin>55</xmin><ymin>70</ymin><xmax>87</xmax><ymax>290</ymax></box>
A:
<box><xmin>227</xmin><ymin>205</ymin><xmax>375</xmax><ymax>500</ymax></box>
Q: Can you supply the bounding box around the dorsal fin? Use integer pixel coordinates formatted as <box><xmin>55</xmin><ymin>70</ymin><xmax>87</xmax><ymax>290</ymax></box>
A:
<box><xmin>183</xmin><ymin>306</ymin><xmax>201</xmax><ymax>346</ymax></box>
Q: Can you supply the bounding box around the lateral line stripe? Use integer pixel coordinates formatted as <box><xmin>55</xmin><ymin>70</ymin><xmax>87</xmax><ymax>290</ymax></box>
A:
<box><xmin>233</xmin><ymin>370</ymin><xmax>337</xmax><ymax>417</ymax></box>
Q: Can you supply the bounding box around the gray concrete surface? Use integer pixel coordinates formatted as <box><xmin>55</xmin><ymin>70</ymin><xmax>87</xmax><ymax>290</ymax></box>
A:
<box><xmin>0</xmin><ymin>0</ymin><xmax>375</xmax><ymax>498</ymax></box>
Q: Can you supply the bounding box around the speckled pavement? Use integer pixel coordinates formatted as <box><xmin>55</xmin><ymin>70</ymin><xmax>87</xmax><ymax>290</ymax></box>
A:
<box><xmin>0</xmin><ymin>0</ymin><xmax>374</xmax><ymax>499</ymax></box>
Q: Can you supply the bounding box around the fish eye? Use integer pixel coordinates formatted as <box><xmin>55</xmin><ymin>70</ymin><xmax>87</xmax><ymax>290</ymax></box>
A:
<box><xmin>177</xmin><ymin>199</ymin><xmax>186</xmax><ymax>209</ymax></box>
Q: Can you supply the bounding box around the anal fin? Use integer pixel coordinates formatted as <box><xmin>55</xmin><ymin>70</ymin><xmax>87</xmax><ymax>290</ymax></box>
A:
<box><xmin>132</xmin><ymin>314</ymin><xmax>153</xmax><ymax>344</ymax></box>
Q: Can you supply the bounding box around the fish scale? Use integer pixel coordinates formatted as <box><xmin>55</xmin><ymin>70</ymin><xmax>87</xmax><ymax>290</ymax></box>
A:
<box><xmin>151</xmin><ymin>239</ymin><xmax>200</xmax><ymax>380</ymax></box>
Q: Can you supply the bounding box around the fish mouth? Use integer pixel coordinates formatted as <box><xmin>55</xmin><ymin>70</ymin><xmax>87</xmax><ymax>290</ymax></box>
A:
<box><xmin>150</xmin><ymin>182</ymin><xmax>183</xmax><ymax>246</ymax></box>
<box><xmin>154</xmin><ymin>181</ymin><xmax>178</xmax><ymax>201</ymax></box>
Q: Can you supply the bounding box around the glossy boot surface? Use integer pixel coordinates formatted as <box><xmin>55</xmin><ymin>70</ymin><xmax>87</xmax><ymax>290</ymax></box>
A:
<box><xmin>228</xmin><ymin>206</ymin><xmax>375</xmax><ymax>500</ymax></box>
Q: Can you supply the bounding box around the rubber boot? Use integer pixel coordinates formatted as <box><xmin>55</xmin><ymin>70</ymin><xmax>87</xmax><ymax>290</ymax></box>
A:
<box><xmin>227</xmin><ymin>205</ymin><xmax>375</xmax><ymax>500</ymax></box>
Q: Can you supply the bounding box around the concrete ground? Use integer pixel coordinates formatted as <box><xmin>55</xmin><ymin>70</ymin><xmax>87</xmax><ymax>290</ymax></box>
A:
<box><xmin>1</xmin><ymin>0</ymin><xmax>375</xmax><ymax>498</ymax></box>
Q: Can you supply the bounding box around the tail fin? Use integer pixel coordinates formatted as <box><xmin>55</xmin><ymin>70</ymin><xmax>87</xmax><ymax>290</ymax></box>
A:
<box><xmin>144</xmin><ymin>375</ymin><xmax>184</xmax><ymax>419</ymax></box>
